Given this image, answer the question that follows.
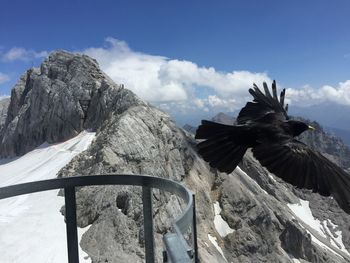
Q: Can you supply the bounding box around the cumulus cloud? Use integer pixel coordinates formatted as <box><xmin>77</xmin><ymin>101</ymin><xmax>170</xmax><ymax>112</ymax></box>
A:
<box><xmin>159</xmin><ymin>60</ymin><xmax>272</xmax><ymax>98</ymax></box>
<box><xmin>83</xmin><ymin>38</ymin><xmax>350</xmax><ymax>117</ymax></box>
<box><xmin>1</xmin><ymin>47</ymin><xmax>48</xmax><ymax>62</ymax></box>
<box><xmin>0</xmin><ymin>73</ymin><xmax>10</xmax><ymax>84</ymax></box>
<box><xmin>193</xmin><ymin>98</ymin><xmax>205</xmax><ymax>109</ymax></box>
<box><xmin>287</xmin><ymin>81</ymin><xmax>350</xmax><ymax>106</ymax></box>
<box><xmin>188</xmin><ymin>96</ymin><xmax>239</xmax><ymax>113</ymax></box>
<box><xmin>83</xmin><ymin>38</ymin><xmax>272</xmax><ymax>110</ymax></box>
<box><xmin>84</xmin><ymin>38</ymin><xmax>176</xmax><ymax>101</ymax></box>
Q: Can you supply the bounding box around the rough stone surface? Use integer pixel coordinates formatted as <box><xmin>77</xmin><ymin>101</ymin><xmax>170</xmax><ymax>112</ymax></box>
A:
<box><xmin>0</xmin><ymin>50</ymin><xmax>142</xmax><ymax>157</ymax></box>
<box><xmin>58</xmin><ymin>104</ymin><xmax>217</xmax><ymax>262</ymax></box>
<box><xmin>280</xmin><ymin>220</ymin><xmax>313</xmax><ymax>260</ymax></box>
<box><xmin>212</xmin><ymin>112</ymin><xmax>236</xmax><ymax>125</ymax></box>
<box><xmin>296</xmin><ymin>118</ymin><xmax>350</xmax><ymax>171</ymax></box>
<box><xmin>3</xmin><ymin>51</ymin><xmax>350</xmax><ymax>263</ymax></box>
<box><xmin>0</xmin><ymin>97</ymin><xmax>10</xmax><ymax>133</ymax></box>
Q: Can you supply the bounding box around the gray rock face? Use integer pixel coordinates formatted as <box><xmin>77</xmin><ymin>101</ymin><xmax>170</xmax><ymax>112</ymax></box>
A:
<box><xmin>58</xmin><ymin>104</ymin><xmax>218</xmax><ymax>262</ymax></box>
<box><xmin>4</xmin><ymin>51</ymin><xmax>350</xmax><ymax>262</ymax></box>
<box><xmin>280</xmin><ymin>220</ymin><xmax>313</xmax><ymax>260</ymax></box>
<box><xmin>0</xmin><ymin>50</ymin><xmax>142</xmax><ymax>157</ymax></box>
<box><xmin>0</xmin><ymin>97</ymin><xmax>10</xmax><ymax>133</ymax></box>
<box><xmin>212</xmin><ymin>112</ymin><xmax>236</xmax><ymax>125</ymax></box>
<box><xmin>296</xmin><ymin>119</ymin><xmax>350</xmax><ymax>171</ymax></box>
<box><xmin>183</xmin><ymin>124</ymin><xmax>197</xmax><ymax>134</ymax></box>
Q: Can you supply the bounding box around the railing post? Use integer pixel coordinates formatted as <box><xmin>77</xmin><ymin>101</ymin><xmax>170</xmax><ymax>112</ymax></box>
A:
<box><xmin>192</xmin><ymin>194</ymin><xmax>199</xmax><ymax>263</ymax></box>
<box><xmin>142</xmin><ymin>186</ymin><xmax>155</xmax><ymax>263</ymax></box>
<box><xmin>65</xmin><ymin>186</ymin><xmax>79</xmax><ymax>263</ymax></box>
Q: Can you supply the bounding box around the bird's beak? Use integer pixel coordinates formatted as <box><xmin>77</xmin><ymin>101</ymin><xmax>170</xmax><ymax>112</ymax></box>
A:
<box><xmin>308</xmin><ymin>125</ymin><xmax>315</xmax><ymax>131</ymax></box>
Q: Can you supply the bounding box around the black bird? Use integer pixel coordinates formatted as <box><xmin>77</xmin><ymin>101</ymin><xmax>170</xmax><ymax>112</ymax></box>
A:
<box><xmin>195</xmin><ymin>81</ymin><xmax>350</xmax><ymax>214</ymax></box>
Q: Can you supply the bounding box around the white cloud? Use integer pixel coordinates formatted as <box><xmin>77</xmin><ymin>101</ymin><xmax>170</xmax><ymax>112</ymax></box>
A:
<box><xmin>84</xmin><ymin>38</ymin><xmax>173</xmax><ymax>101</ymax></box>
<box><xmin>193</xmin><ymin>98</ymin><xmax>205</xmax><ymax>109</ymax></box>
<box><xmin>83</xmin><ymin>38</ymin><xmax>350</xmax><ymax>117</ymax></box>
<box><xmin>83</xmin><ymin>38</ymin><xmax>272</xmax><ymax>108</ymax></box>
<box><xmin>287</xmin><ymin>80</ymin><xmax>350</xmax><ymax>106</ymax></box>
<box><xmin>0</xmin><ymin>73</ymin><xmax>10</xmax><ymax>84</ymax></box>
<box><xmin>159</xmin><ymin>59</ymin><xmax>272</xmax><ymax>98</ymax></box>
<box><xmin>1</xmin><ymin>47</ymin><xmax>48</xmax><ymax>62</ymax></box>
<box><xmin>207</xmin><ymin>95</ymin><xmax>236</xmax><ymax>109</ymax></box>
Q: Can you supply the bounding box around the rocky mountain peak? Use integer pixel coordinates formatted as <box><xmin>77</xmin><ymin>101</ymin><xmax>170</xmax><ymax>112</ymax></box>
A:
<box><xmin>211</xmin><ymin>112</ymin><xmax>235</xmax><ymax>124</ymax></box>
<box><xmin>0</xmin><ymin>50</ymin><xmax>142</xmax><ymax>157</ymax></box>
<box><xmin>295</xmin><ymin>118</ymin><xmax>350</xmax><ymax>171</ymax></box>
<box><xmin>0</xmin><ymin>97</ymin><xmax>10</xmax><ymax>132</ymax></box>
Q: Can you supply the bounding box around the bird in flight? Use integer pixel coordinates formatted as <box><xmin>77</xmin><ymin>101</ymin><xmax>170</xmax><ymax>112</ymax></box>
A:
<box><xmin>195</xmin><ymin>81</ymin><xmax>350</xmax><ymax>214</ymax></box>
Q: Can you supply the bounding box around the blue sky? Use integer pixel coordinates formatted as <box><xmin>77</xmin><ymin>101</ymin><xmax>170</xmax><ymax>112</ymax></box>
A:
<box><xmin>1</xmin><ymin>0</ymin><xmax>350</xmax><ymax>126</ymax></box>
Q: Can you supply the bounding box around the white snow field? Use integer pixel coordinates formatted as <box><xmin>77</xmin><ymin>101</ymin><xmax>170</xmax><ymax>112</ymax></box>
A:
<box><xmin>0</xmin><ymin>131</ymin><xmax>95</xmax><ymax>263</ymax></box>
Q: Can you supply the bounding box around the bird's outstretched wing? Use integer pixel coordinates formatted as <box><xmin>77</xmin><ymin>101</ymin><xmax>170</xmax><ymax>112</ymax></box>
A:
<box><xmin>252</xmin><ymin>140</ymin><xmax>350</xmax><ymax>213</ymax></box>
<box><xmin>237</xmin><ymin>80</ymin><xmax>289</xmax><ymax>124</ymax></box>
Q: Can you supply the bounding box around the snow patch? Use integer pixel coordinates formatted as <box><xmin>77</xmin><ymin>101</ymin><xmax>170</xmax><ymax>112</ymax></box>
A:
<box><xmin>287</xmin><ymin>199</ymin><xmax>326</xmax><ymax>238</ymax></box>
<box><xmin>208</xmin><ymin>234</ymin><xmax>227</xmax><ymax>262</ymax></box>
<box><xmin>213</xmin><ymin>202</ymin><xmax>234</xmax><ymax>237</ymax></box>
<box><xmin>288</xmin><ymin>199</ymin><xmax>350</xmax><ymax>258</ymax></box>
<box><xmin>322</xmin><ymin>219</ymin><xmax>350</xmax><ymax>256</ymax></box>
<box><xmin>236</xmin><ymin>166</ymin><xmax>269</xmax><ymax>195</ymax></box>
<box><xmin>0</xmin><ymin>131</ymin><xmax>95</xmax><ymax>263</ymax></box>
<box><xmin>268</xmin><ymin>174</ymin><xmax>276</xmax><ymax>182</ymax></box>
<box><xmin>78</xmin><ymin>225</ymin><xmax>92</xmax><ymax>262</ymax></box>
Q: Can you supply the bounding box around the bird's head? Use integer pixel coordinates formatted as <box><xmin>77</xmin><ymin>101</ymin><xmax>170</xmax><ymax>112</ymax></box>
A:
<box><xmin>288</xmin><ymin>120</ymin><xmax>315</xmax><ymax>137</ymax></box>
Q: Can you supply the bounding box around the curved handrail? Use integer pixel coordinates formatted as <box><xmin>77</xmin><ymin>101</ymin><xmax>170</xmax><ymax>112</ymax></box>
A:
<box><xmin>0</xmin><ymin>174</ymin><xmax>197</xmax><ymax>262</ymax></box>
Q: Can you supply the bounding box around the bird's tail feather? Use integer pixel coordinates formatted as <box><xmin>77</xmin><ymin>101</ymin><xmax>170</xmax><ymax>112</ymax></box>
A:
<box><xmin>196</xmin><ymin>120</ymin><xmax>248</xmax><ymax>173</ymax></box>
<box><xmin>195</xmin><ymin>120</ymin><xmax>237</xmax><ymax>139</ymax></box>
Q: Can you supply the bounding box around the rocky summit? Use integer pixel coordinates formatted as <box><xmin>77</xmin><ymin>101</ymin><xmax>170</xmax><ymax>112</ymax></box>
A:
<box><xmin>1</xmin><ymin>51</ymin><xmax>350</xmax><ymax>262</ymax></box>
<box><xmin>0</xmin><ymin>50</ymin><xmax>142</xmax><ymax>157</ymax></box>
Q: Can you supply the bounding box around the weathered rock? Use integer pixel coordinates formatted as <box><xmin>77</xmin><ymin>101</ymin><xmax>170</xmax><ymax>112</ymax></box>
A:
<box><xmin>212</xmin><ymin>112</ymin><xmax>235</xmax><ymax>125</ymax></box>
<box><xmin>0</xmin><ymin>50</ymin><xmax>142</xmax><ymax>157</ymax></box>
<box><xmin>80</xmin><ymin>206</ymin><xmax>145</xmax><ymax>263</ymax></box>
<box><xmin>280</xmin><ymin>220</ymin><xmax>313</xmax><ymax>260</ymax></box>
<box><xmin>296</xmin><ymin>118</ymin><xmax>350</xmax><ymax>170</ymax></box>
<box><xmin>183</xmin><ymin>124</ymin><xmax>197</xmax><ymax>134</ymax></box>
<box><xmin>58</xmin><ymin>104</ymin><xmax>217</xmax><ymax>262</ymax></box>
<box><xmin>0</xmin><ymin>97</ymin><xmax>10</xmax><ymax>133</ymax></box>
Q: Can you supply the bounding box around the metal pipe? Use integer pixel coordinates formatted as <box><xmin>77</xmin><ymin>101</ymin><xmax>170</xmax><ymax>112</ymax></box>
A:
<box><xmin>192</xmin><ymin>194</ymin><xmax>199</xmax><ymax>263</ymax></box>
<box><xmin>64</xmin><ymin>186</ymin><xmax>79</xmax><ymax>263</ymax></box>
<box><xmin>142</xmin><ymin>186</ymin><xmax>155</xmax><ymax>263</ymax></box>
<box><xmin>0</xmin><ymin>175</ymin><xmax>198</xmax><ymax>263</ymax></box>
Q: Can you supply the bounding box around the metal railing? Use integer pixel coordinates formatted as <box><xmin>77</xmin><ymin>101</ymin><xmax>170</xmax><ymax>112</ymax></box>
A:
<box><xmin>0</xmin><ymin>174</ymin><xmax>199</xmax><ymax>263</ymax></box>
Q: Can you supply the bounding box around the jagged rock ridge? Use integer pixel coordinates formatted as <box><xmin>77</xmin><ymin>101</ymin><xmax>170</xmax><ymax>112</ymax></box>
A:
<box><xmin>0</xmin><ymin>97</ymin><xmax>10</xmax><ymax>133</ymax></box>
<box><xmin>0</xmin><ymin>50</ymin><xmax>142</xmax><ymax>157</ymax></box>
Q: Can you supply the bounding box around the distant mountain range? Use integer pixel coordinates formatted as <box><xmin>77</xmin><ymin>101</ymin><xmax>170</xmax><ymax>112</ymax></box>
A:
<box><xmin>291</xmin><ymin>104</ymin><xmax>350</xmax><ymax>146</ymax></box>
<box><xmin>324</xmin><ymin>126</ymin><xmax>350</xmax><ymax>146</ymax></box>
